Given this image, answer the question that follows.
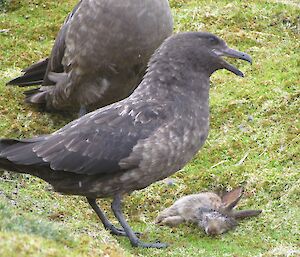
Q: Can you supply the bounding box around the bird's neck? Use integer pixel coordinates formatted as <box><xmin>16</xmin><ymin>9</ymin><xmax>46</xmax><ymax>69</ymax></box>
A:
<box><xmin>134</xmin><ymin>58</ymin><xmax>211</xmax><ymax>102</ymax></box>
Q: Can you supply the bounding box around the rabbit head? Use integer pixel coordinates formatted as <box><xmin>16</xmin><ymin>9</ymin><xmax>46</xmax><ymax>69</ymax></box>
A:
<box><xmin>197</xmin><ymin>187</ymin><xmax>262</xmax><ymax>236</ymax></box>
<box><xmin>197</xmin><ymin>207</ymin><xmax>237</xmax><ymax>235</ymax></box>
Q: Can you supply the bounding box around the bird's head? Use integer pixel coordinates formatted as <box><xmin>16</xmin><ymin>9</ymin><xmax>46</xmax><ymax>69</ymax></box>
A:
<box><xmin>162</xmin><ymin>32</ymin><xmax>252</xmax><ymax>77</ymax></box>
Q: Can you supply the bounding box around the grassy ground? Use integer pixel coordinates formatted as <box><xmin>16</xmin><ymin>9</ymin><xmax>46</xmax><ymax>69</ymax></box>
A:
<box><xmin>0</xmin><ymin>0</ymin><xmax>299</xmax><ymax>256</ymax></box>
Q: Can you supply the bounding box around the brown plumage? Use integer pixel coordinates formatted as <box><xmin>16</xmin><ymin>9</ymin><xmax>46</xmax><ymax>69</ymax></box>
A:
<box><xmin>7</xmin><ymin>0</ymin><xmax>173</xmax><ymax>115</ymax></box>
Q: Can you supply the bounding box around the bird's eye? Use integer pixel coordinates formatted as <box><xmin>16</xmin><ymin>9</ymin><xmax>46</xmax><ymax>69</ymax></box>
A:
<box><xmin>208</xmin><ymin>37</ymin><xmax>218</xmax><ymax>44</ymax></box>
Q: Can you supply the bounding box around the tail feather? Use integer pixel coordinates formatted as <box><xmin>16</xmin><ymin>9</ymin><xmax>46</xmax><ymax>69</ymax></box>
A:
<box><xmin>22</xmin><ymin>58</ymin><xmax>48</xmax><ymax>73</ymax></box>
<box><xmin>0</xmin><ymin>138</ymin><xmax>45</xmax><ymax>169</ymax></box>
<box><xmin>24</xmin><ymin>88</ymin><xmax>49</xmax><ymax>105</ymax></box>
<box><xmin>0</xmin><ymin>138</ymin><xmax>94</xmax><ymax>194</ymax></box>
<box><xmin>8</xmin><ymin>73</ymin><xmax>44</xmax><ymax>86</ymax></box>
<box><xmin>7</xmin><ymin>58</ymin><xmax>49</xmax><ymax>86</ymax></box>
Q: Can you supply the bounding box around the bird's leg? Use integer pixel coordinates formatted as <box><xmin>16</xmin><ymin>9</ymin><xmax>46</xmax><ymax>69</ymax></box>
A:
<box><xmin>87</xmin><ymin>198</ymin><xmax>128</xmax><ymax>236</ymax></box>
<box><xmin>111</xmin><ymin>194</ymin><xmax>168</xmax><ymax>248</ymax></box>
<box><xmin>78</xmin><ymin>105</ymin><xmax>87</xmax><ymax>117</ymax></box>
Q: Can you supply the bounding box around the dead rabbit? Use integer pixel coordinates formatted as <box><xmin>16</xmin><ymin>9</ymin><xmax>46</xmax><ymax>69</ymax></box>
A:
<box><xmin>156</xmin><ymin>187</ymin><xmax>262</xmax><ymax>235</ymax></box>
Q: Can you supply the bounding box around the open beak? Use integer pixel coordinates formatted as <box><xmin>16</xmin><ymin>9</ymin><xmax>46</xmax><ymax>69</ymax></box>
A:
<box><xmin>213</xmin><ymin>47</ymin><xmax>252</xmax><ymax>77</ymax></box>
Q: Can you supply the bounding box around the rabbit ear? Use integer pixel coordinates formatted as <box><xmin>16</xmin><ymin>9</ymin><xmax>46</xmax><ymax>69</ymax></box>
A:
<box><xmin>232</xmin><ymin>210</ymin><xmax>262</xmax><ymax>219</ymax></box>
<box><xmin>222</xmin><ymin>187</ymin><xmax>244</xmax><ymax>210</ymax></box>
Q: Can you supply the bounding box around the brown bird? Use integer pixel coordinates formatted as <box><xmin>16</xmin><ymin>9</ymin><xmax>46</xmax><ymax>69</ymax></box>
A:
<box><xmin>1</xmin><ymin>32</ymin><xmax>252</xmax><ymax>248</ymax></box>
<box><xmin>156</xmin><ymin>187</ymin><xmax>262</xmax><ymax>235</ymax></box>
<box><xmin>7</xmin><ymin>0</ymin><xmax>173</xmax><ymax>116</ymax></box>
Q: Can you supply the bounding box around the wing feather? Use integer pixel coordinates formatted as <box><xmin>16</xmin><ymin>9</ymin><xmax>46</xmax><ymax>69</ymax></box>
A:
<box><xmin>43</xmin><ymin>0</ymin><xmax>83</xmax><ymax>85</ymax></box>
<box><xmin>33</xmin><ymin>103</ymin><xmax>167</xmax><ymax>175</ymax></box>
<box><xmin>0</xmin><ymin>101</ymin><xmax>168</xmax><ymax>176</ymax></box>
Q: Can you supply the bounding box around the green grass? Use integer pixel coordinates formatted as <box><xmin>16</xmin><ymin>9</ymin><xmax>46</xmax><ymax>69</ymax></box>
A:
<box><xmin>0</xmin><ymin>0</ymin><xmax>299</xmax><ymax>256</ymax></box>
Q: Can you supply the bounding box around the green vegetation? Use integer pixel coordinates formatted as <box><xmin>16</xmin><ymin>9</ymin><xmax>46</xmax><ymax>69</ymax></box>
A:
<box><xmin>0</xmin><ymin>0</ymin><xmax>299</xmax><ymax>256</ymax></box>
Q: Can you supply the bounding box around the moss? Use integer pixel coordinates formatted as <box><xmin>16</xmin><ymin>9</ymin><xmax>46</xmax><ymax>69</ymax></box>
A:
<box><xmin>0</xmin><ymin>0</ymin><xmax>299</xmax><ymax>256</ymax></box>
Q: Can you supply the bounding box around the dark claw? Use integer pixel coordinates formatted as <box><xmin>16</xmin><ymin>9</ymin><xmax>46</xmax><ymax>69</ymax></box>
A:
<box><xmin>110</xmin><ymin>227</ymin><xmax>142</xmax><ymax>238</ymax></box>
<box><xmin>87</xmin><ymin>198</ymin><xmax>142</xmax><ymax>238</ymax></box>
<box><xmin>111</xmin><ymin>195</ymin><xmax>169</xmax><ymax>248</ymax></box>
<box><xmin>110</xmin><ymin>229</ymin><xmax>126</xmax><ymax>236</ymax></box>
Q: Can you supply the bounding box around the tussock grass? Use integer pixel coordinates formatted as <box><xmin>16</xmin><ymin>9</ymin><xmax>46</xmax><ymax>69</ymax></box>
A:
<box><xmin>0</xmin><ymin>0</ymin><xmax>299</xmax><ymax>256</ymax></box>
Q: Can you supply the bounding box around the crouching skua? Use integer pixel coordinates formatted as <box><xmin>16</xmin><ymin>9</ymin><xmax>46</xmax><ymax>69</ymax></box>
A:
<box><xmin>7</xmin><ymin>0</ymin><xmax>173</xmax><ymax>116</ymax></box>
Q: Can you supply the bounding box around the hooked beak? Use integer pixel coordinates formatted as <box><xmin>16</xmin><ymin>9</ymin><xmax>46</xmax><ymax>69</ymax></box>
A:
<box><xmin>213</xmin><ymin>47</ymin><xmax>252</xmax><ymax>77</ymax></box>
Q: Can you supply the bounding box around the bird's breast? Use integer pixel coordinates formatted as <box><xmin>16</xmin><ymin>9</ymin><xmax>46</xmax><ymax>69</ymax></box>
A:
<box><xmin>118</xmin><ymin>105</ymin><xmax>209</xmax><ymax>190</ymax></box>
